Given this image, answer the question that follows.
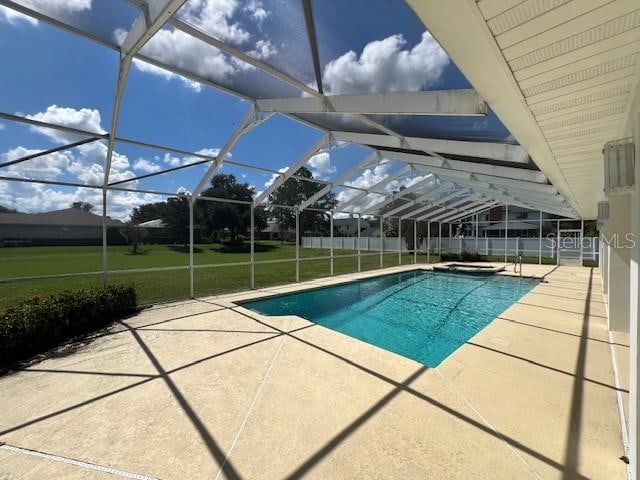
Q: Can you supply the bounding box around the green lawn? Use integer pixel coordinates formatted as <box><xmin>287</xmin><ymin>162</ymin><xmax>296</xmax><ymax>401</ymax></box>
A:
<box><xmin>0</xmin><ymin>242</ymin><xmax>418</xmax><ymax>307</ymax></box>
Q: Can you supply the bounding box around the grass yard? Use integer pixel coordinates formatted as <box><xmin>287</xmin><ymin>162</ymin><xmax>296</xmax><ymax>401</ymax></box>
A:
<box><xmin>0</xmin><ymin>242</ymin><xmax>420</xmax><ymax>307</ymax></box>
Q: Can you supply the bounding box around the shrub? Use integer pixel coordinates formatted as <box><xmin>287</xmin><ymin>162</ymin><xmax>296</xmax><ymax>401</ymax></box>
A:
<box><xmin>0</xmin><ymin>284</ymin><xmax>137</xmax><ymax>368</ymax></box>
<box><xmin>460</xmin><ymin>251</ymin><xmax>482</xmax><ymax>262</ymax></box>
<box><xmin>440</xmin><ymin>251</ymin><xmax>483</xmax><ymax>262</ymax></box>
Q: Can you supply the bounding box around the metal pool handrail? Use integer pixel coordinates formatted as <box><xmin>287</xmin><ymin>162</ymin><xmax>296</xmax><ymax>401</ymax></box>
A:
<box><xmin>513</xmin><ymin>255</ymin><xmax>523</xmax><ymax>276</ymax></box>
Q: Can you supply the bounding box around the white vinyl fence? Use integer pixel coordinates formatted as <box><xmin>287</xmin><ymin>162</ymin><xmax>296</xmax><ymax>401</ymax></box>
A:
<box><xmin>302</xmin><ymin>236</ymin><xmax>411</xmax><ymax>251</ymax></box>
<box><xmin>301</xmin><ymin>236</ymin><xmax>600</xmax><ymax>261</ymax></box>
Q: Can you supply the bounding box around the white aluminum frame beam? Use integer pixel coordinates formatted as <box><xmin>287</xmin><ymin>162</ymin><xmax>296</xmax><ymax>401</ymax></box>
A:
<box><xmin>0</xmin><ymin>0</ymin><xmax>576</xmax><ymax>221</ymax></box>
<box><xmin>104</xmin><ymin>0</ymin><xmax>188</xmax><ymax>187</ymax></box>
<box><xmin>298</xmin><ymin>151</ymin><xmax>379</xmax><ymax>211</ymax></box>
<box><xmin>256</xmin><ymin>90</ymin><xmax>486</xmax><ymax>116</ymax></box>
<box><xmin>408</xmin><ymin>163</ymin><xmax>555</xmax><ymax>196</ymax></box>
<box><xmin>301</xmin><ymin>0</ymin><xmax>324</xmax><ymax>95</ymax></box>
<box><xmin>253</xmin><ymin>134</ymin><xmax>331</xmax><ymax>206</ymax></box>
<box><xmin>193</xmin><ymin>105</ymin><xmax>259</xmax><ymax>197</ymax></box>
<box><xmin>444</xmin><ymin>177</ymin><xmax>571</xmax><ymax>213</ymax></box>
<box><xmin>447</xmin><ymin>180</ymin><xmax>573</xmax><ymax>216</ymax></box>
<box><xmin>384</xmin><ymin>150</ymin><xmax>547</xmax><ymax>183</ymax></box>
<box><xmin>331</xmin><ymin>131</ymin><xmax>529</xmax><ymax>164</ymax></box>
<box><xmin>383</xmin><ymin>183</ymin><xmax>450</xmax><ymax>218</ymax></box>
<box><xmin>398</xmin><ymin>188</ymin><xmax>470</xmax><ymax>220</ymax></box>
<box><xmin>414</xmin><ymin>166</ymin><xmax>567</xmax><ymax>207</ymax></box>
<box><xmin>416</xmin><ymin>197</ymin><xmax>481</xmax><ymax>221</ymax></box>
<box><xmin>0</xmin><ymin>111</ymin><xmax>107</xmax><ymax>139</ymax></box>
<box><xmin>334</xmin><ymin>164</ymin><xmax>411</xmax><ymax>213</ymax></box>
<box><xmin>100</xmin><ymin>0</ymin><xmax>187</xmax><ymax>282</ymax></box>
<box><xmin>404</xmin><ymin>0</ymin><xmax>581</xmax><ymax>215</ymax></box>
<box><xmin>445</xmin><ymin>177</ymin><xmax>562</xmax><ymax>205</ymax></box>
<box><xmin>170</xmin><ymin>15</ymin><xmax>317</xmax><ymax>97</ymax></box>
<box><xmin>439</xmin><ymin>202</ymin><xmax>499</xmax><ymax>223</ymax></box>
<box><xmin>430</xmin><ymin>200</ymin><xmax>495</xmax><ymax>223</ymax></box>
<box><xmin>0</xmin><ymin>137</ymin><xmax>100</xmax><ymax>169</ymax></box>
<box><xmin>362</xmin><ymin>175</ymin><xmax>436</xmax><ymax>215</ymax></box>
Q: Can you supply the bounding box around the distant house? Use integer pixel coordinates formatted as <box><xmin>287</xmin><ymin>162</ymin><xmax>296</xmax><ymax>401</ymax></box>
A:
<box><xmin>137</xmin><ymin>219</ymin><xmax>166</xmax><ymax>229</ymax></box>
<box><xmin>333</xmin><ymin>217</ymin><xmax>373</xmax><ymax>237</ymax></box>
<box><xmin>0</xmin><ymin>208</ymin><xmax>124</xmax><ymax>246</ymax></box>
<box><xmin>136</xmin><ymin>218</ymin><xmax>172</xmax><ymax>244</ymax></box>
<box><xmin>475</xmin><ymin>206</ymin><xmax>547</xmax><ymax>237</ymax></box>
<box><xmin>259</xmin><ymin>220</ymin><xmax>295</xmax><ymax>241</ymax></box>
<box><xmin>360</xmin><ymin>225</ymin><xmax>380</xmax><ymax>237</ymax></box>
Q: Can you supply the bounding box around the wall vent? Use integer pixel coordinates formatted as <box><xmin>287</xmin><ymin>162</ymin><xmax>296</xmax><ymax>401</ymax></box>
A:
<box><xmin>604</xmin><ymin>138</ymin><xmax>635</xmax><ymax>194</ymax></box>
<box><xmin>597</xmin><ymin>201</ymin><xmax>609</xmax><ymax>220</ymax></box>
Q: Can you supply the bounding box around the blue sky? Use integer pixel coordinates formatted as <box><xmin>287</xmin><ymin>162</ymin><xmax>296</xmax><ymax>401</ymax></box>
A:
<box><xmin>0</xmin><ymin>0</ymin><xmax>512</xmax><ymax>219</ymax></box>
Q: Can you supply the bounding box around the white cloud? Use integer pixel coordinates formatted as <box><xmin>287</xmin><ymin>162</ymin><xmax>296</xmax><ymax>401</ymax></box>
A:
<box><xmin>264</xmin><ymin>167</ymin><xmax>287</xmax><ymax>189</ymax></box>
<box><xmin>0</xmin><ymin>6</ymin><xmax>37</xmax><ymax>25</ymax></box>
<box><xmin>179</xmin><ymin>0</ymin><xmax>251</xmax><ymax>45</ymax></box>
<box><xmin>0</xmin><ymin>1</ymin><xmax>90</xmax><ymax>26</ymax></box>
<box><xmin>162</xmin><ymin>152</ymin><xmax>186</xmax><ymax>168</ymax></box>
<box><xmin>162</xmin><ymin>149</ymin><xmax>213</xmax><ymax>168</ymax></box>
<box><xmin>307</xmin><ymin>152</ymin><xmax>335</xmax><ymax>180</ymax></box>
<box><xmin>162</xmin><ymin>153</ymin><xmax>199</xmax><ymax>167</ymax></box>
<box><xmin>196</xmin><ymin>147</ymin><xmax>221</xmax><ymax>157</ymax></box>
<box><xmin>345</xmin><ymin>163</ymin><xmax>391</xmax><ymax>190</ymax></box>
<box><xmin>26</xmin><ymin>105</ymin><xmax>105</xmax><ymax>143</ymax></box>
<box><xmin>243</xmin><ymin>0</ymin><xmax>268</xmax><ymax>25</ymax></box>
<box><xmin>0</xmin><ymin>177</ymin><xmax>164</xmax><ymax>221</ymax></box>
<box><xmin>132</xmin><ymin>59</ymin><xmax>205</xmax><ymax>92</ymax></box>
<box><xmin>0</xmin><ymin>105</ymin><xmax>157</xmax><ymax>220</ymax></box>
<box><xmin>334</xmin><ymin>166</ymin><xmax>428</xmax><ymax>213</ymax></box>
<box><xmin>248</xmin><ymin>39</ymin><xmax>276</xmax><ymax>60</ymax></box>
<box><xmin>1</xmin><ymin>147</ymin><xmax>72</xmax><ymax>179</ymax></box>
<box><xmin>322</xmin><ymin>31</ymin><xmax>449</xmax><ymax>95</ymax></box>
<box><xmin>122</xmin><ymin>27</ymin><xmax>239</xmax><ymax>85</ymax></box>
<box><xmin>25</xmin><ymin>0</ymin><xmax>90</xmax><ymax>15</ymax></box>
<box><xmin>105</xmin><ymin>190</ymin><xmax>164</xmax><ymax>220</ymax></box>
<box><xmin>67</xmin><ymin>142</ymin><xmax>133</xmax><ymax>184</ymax></box>
<box><xmin>405</xmin><ymin>175</ymin><xmax>429</xmax><ymax>187</ymax></box>
<box><xmin>335</xmin><ymin>163</ymin><xmax>392</xmax><ymax>211</ymax></box>
<box><xmin>133</xmin><ymin>158</ymin><xmax>162</xmax><ymax>174</ymax></box>
<box><xmin>114</xmin><ymin>0</ymin><xmax>277</xmax><ymax>90</ymax></box>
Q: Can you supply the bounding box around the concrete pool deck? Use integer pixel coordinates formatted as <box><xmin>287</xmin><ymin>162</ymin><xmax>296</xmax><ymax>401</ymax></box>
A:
<box><xmin>0</xmin><ymin>264</ymin><xmax>628</xmax><ymax>479</ymax></box>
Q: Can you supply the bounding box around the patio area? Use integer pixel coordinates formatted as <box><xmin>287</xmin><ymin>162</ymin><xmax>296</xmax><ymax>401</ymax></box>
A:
<box><xmin>0</xmin><ymin>264</ymin><xmax>626</xmax><ymax>479</ymax></box>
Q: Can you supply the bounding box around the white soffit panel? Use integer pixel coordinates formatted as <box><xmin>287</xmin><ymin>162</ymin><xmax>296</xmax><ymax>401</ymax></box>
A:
<box><xmin>406</xmin><ymin>0</ymin><xmax>640</xmax><ymax>219</ymax></box>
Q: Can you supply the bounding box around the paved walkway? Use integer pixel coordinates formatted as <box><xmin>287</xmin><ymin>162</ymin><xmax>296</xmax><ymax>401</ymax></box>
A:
<box><xmin>0</xmin><ymin>264</ymin><xmax>627</xmax><ymax>479</ymax></box>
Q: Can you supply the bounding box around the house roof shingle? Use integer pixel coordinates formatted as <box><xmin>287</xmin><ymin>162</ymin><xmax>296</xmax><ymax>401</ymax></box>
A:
<box><xmin>0</xmin><ymin>208</ymin><xmax>123</xmax><ymax>227</ymax></box>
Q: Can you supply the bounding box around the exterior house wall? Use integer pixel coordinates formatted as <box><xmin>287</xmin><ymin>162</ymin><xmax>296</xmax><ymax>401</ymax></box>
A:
<box><xmin>630</xmin><ymin>107</ymin><xmax>640</xmax><ymax>480</ymax></box>
<box><xmin>0</xmin><ymin>225</ymin><xmax>126</xmax><ymax>246</ymax></box>
<box><xmin>604</xmin><ymin>193</ymin><xmax>631</xmax><ymax>332</ymax></box>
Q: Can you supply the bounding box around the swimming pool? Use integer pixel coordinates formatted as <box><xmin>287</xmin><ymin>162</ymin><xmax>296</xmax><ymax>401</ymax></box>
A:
<box><xmin>240</xmin><ymin>270</ymin><xmax>538</xmax><ymax>367</ymax></box>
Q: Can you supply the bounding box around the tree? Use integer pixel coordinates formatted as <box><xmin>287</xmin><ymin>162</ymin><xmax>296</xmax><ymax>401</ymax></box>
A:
<box><xmin>197</xmin><ymin>174</ymin><xmax>265</xmax><ymax>242</ymax></box>
<box><xmin>379</xmin><ymin>188</ymin><xmax>436</xmax><ymax>250</ymax></box>
<box><xmin>0</xmin><ymin>205</ymin><xmax>18</xmax><ymax>214</ymax></box>
<box><xmin>163</xmin><ymin>194</ymin><xmax>190</xmax><ymax>247</ymax></box>
<box><xmin>380</xmin><ymin>187</ymin><xmax>417</xmax><ymax>248</ymax></box>
<box><xmin>130</xmin><ymin>202</ymin><xmax>169</xmax><ymax>225</ymax></box>
<box><xmin>268</xmin><ymin>167</ymin><xmax>337</xmax><ymax>243</ymax></box>
<box><xmin>119</xmin><ymin>221</ymin><xmax>148</xmax><ymax>255</ymax></box>
<box><xmin>126</xmin><ymin>175</ymin><xmax>266</xmax><ymax>248</ymax></box>
<box><xmin>71</xmin><ymin>201</ymin><xmax>94</xmax><ymax>212</ymax></box>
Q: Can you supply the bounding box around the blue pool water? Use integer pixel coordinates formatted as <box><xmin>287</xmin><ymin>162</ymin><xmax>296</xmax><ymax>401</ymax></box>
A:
<box><xmin>240</xmin><ymin>270</ymin><xmax>538</xmax><ymax>367</ymax></box>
